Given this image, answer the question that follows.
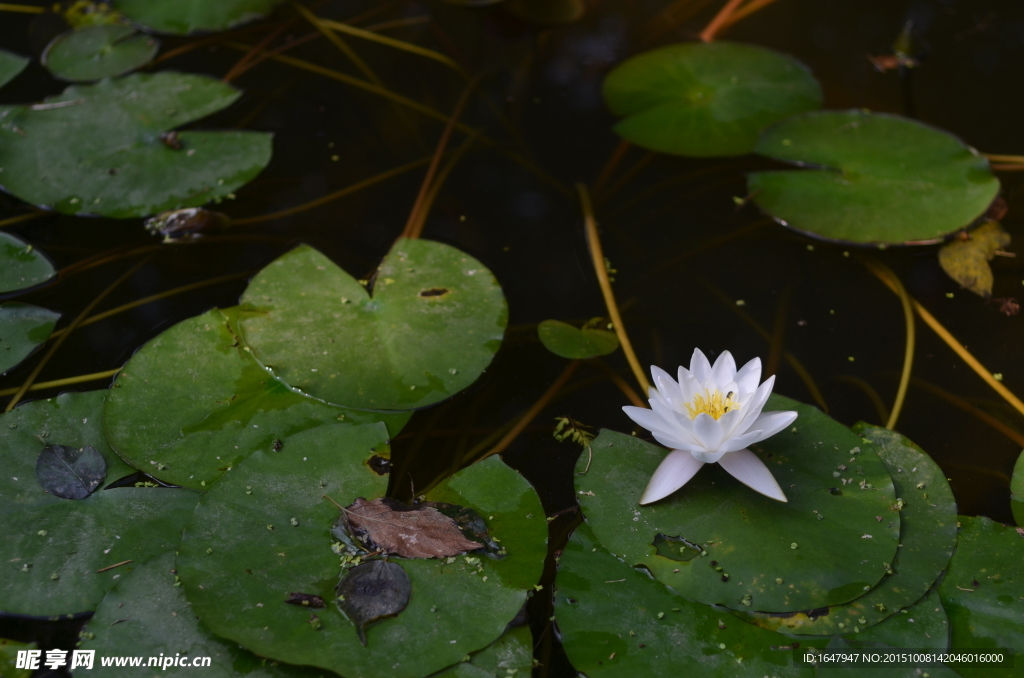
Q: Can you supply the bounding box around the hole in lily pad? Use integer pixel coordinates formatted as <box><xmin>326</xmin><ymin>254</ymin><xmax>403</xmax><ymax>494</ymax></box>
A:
<box><xmin>652</xmin><ymin>533</ymin><xmax>703</xmax><ymax>562</ymax></box>
<box><xmin>418</xmin><ymin>287</ymin><xmax>450</xmax><ymax>298</ymax></box>
<box><xmin>284</xmin><ymin>592</ymin><xmax>326</xmax><ymax>609</ymax></box>
<box><xmin>367</xmin><ymin>455</ymin><xmax>391</xmax><ymax>475</ymax></box>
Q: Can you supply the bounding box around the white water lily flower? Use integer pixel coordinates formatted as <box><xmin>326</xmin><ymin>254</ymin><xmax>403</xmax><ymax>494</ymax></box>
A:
<box><xmin>623</xmin><ymin>349</ymin><xmax>797</xmax><ymax>505</ymax></box>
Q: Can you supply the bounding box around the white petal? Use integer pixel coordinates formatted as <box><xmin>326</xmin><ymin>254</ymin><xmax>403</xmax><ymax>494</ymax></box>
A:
<box><xmin>709</xmin><ymin>351</ymin><xmax>737</xmax><ymax>386</ymax></box>
<box><xmin>747</xmin><ymin>410</ymin><xmax>799</xmax><ymax>440</ymax></box>
<box><xmin>639</xmin><ymin>450</ymin><xmax>705</xmax><ymax>505</ymax></box>
<box><xmin>689</xmin><ymin>348</ymin><xmax>712</xmax><ymax>382</ymax></box>
<box><xmin>714</xmin><ymin>428</ymin><xmax>767</xmax><ymax>455</ymax></box>
<box><xmin>733</xmin><ymin>374</ymin><xmax>775</xmax><ymax>434</ymax></box>
<box><xmin>718</xmin><ymin>449</ymin><xmax>788</xmax><ymax>502</ymax></box>
<box><xmin>650</xmin><ymin>366</ymin><xmax>682</xmax><ymax>402</ymax></box>
<box><xmin>651</xmin><ymin>430</ymin><xmax>703</xmax><ymax>452</ymax></box>
<box><xmin>623</xmin><ymin>405</ymin><xmax>674</xmax><ymax>435</ymax></box>
<box><xmin>691</xmin><ymin>412</ymin><xmax>724</xmax><ymax>452</ymax></box>
<box><xmin>734</xmin><ymin>357</ymin><xmax>762</xmax><ymax>396</ymax></box>
<box><xmin>649</xmin><ymin>399</ymin><xmax>698</xmax><ymax>442</ymax></box>
<box><xmin>717</xmin><ymin>406</ymin><xmax>745</xmax><ymax>437</ymax></box>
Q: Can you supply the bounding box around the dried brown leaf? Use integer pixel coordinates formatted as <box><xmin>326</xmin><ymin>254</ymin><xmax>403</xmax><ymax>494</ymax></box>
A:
<box><xmin>344</xmin><ymin>497</ymin><xmax>482</xmax><ymax>559</ymax></box>
<box><xmin>938</xmin><ymin>221</ymin><xmax>1011</xmax><ymax>298</ymax></box>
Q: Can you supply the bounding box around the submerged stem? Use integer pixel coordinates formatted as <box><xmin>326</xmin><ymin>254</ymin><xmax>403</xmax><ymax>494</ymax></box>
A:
<box><xmin>0</xmin><ymin>369</ymin><xmax>121</xmax><ymax>397</ymax></box>
<box><xmin>700</xmin><ymin>0</ymin><xmax>748</xmax><ymax>42</ymax></box>
<box><xmin>862</xmin><ymin>260</ymin><xmax>915</xmax><ymax>430</ymax></box>
<box><xmin>0</xmin><ymin>3</ymin><xmax>44</xmax><ymax>12</ymax></box>
<box><xmin>577</xmin><ymin>184</ymin><xmax>651</xmax><ymax>395</ymax></box>
<box><xmin>0</xmin><ymin>212</ymin><xmax>47</xmax><ymax>229</ymax></box>
<box><xmin>5</xmin><ymin>256</ymin><xmax>153</xmax><ymax>411</ymax></box>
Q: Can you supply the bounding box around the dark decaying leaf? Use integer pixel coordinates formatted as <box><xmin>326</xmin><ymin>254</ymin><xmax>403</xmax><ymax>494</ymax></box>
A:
<box><xmin>35</xmin><ymin>444</ymin><xmax>107</xmax><ymax>499</ymax></box>
<box><xmin>937</xmin><ymin>221</ymin><xmax>1011</xmax><ymax>298</ymax></box>
<box><xmin>336</xmin><ymin>559</ymin><xmax>411</xmax><ymax>646</ymax></box>
<box><xmin>284</xmin><ymin>592</ymin><xmax>325</xmax><ymax>608</ymax></box>
<box><xmin>345</xmin><ymin>497</ymin><xmax>483</xmax><ymax>558</ymax></box>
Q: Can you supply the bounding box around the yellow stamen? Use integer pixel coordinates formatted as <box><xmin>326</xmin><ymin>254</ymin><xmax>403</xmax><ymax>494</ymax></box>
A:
<box><xmin>684</xmin><ymin>389</ymin><xmax>739</xmax><ymax>420</ymax></box>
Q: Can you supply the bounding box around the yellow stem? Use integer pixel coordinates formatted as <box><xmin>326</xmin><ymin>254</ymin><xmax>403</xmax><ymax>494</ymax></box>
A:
<box><xmin>291</xmin><ymin>1</ymin><xmax>382</xmax><ymax>85</ymax></box>
<box><xmin>318</xmin><ymin>17</ymin><xmax>466</xmax><ymax>77</ymax></box>
<box><xmin>720</xmin><ymin>0</ymin><xmax>782</xmax><ymax>28</ymax></box>
<box><xmin>700</xmin><ymin>0</ymin><xmax>748</xmax><ymax>41</ymax></box>
<box><xmin>0</xmin><ymin>369</ymin><xmax>121</xmax><ymax>397</ymax></box>
<box><xmin>48</xmin><ymin>272</ymin><xmax>252</xmax><ymax>340</ymax></box>
<box><xmin>983</xmin><ymin>153</ymin><xmax>1024</xmax><ymax>163</ymax></box>
<box><xmin>406</xmin><ymin>130</ymin><xmax>481</xmax><ymax>240</ymax></box>
<box><xmin>232</xmin><ymin>157</ymin><xmax>430</xmax><ymax>226</ymax></box>
<box><xmin>5</xmin><ymin>256</ymin><xmax>153</xmax><ymax>411</ymax></box>
<box><xmin>576</xmin><ymin>183</ymin><xmax>650</xmax><ymax>395</ymax></box>
<box><xmin>871</xmin><ymin>264</ymin><xmax>1024</xmax><ymax>418</ymax></box>
<box><xmin>0</xmin><ymin>212</ymin><xmax>47</xmax><ymax>229</ymax></box>
<box><xmin>0</xmin><ymin>2</ymin><xmax>43</xmax><ymax>12</ymax></box>
<box><xmin>862</xmin><ymin>260</ymin><xmax>915</xmax><ymax>430</ymax></box>
<box><xmin>477</xmin><ymin>361</ymin><xmax>581</xmax><ymax>461</ymax></box>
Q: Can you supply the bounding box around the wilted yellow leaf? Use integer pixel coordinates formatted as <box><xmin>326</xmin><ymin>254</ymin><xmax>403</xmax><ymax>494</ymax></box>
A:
<box><xmin>937</xmin><ymin>221</ymin><xmax>1011</xmax><ymax>298</ymax></box>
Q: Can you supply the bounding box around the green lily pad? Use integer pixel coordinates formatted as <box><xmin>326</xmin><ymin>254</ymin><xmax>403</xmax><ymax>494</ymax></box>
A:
<box><xmin>1011</xmin><ymin>450</ymin><xmax>1023</xmax><ymax>527</ymax></box>
<box><xmin>576</xmin><ymin>395</ymin><xmax>900</xmax><ymax>613</ymax></box>
<box><xmin>0</xmin><ymin>72</ymin><xmax>272</xmax><ymax>218</ymax></box>
<box><xmin>113</xmin><ymin>0</ymin><xmax>284</xmax><ymax>34</ymax></box>
<box><xmin>177</xmin><ymin>424</ymin><xmax>546</xmax><ymax>677</ymax></box>
<box><xmin>737</xmin><ymin>425</ymin><xmax>957</xmax><ymax>634</ymax></box>
<box><xmin>42</xmin><ymin>25</ymin><xmax>159</xmax><ymax>82</ymax></box>
<box><xmin>238</xmin><ymin>239</ymin><xmax>507</xmax><ymax>410</ymax></box>
<box><xmin>602</xmin><ymin>41</ymin><xmax>822</xmax><ymax>157</ymax></box>
<box><xmin>0</xmin><ymin>50</ymin><xmax>29</xmax><ymax>90</ymax></box>
<box><xmin>0</xmin><ymin>638</ymin><xmax>34</xmax><ymax>678</ymax></box>
<box><xmin>0</xmin><ymin>391</ymin><xmax>199</xmax><ymax>616</ymax></box>
<box><xmin>0</xmin><ymin>303</ymin><xmax>60</xmax><ymax>375</ymax></box>
<box><xmin>537</xmin><ymin>319</ymin><xmax>618</xmax><ymax>359</ymax></box>
<box><xmin>430</xmin><ymin>626</ymin><xmax>533</xmax><ymax>678</ymax></box>
<box><xmin>79</xmin><ymin>551</ymin><xmax>324</xmax><ymax>677</ymax></box>
<box><xmin>819</xmin><ymin>591</ymin><xmax>958</xmax><ymax>678</ymax></box>
<box><xmin>105</xmin><ymin>307</ymin><xmax>410</xmax><ymax>490</ymax></box>
<box><xmin>748</xmin><ymin>110</ymin><xmax>1000</xmax><ymax>244</ymax></box>
<box><xmin>937</xmin><ymin>516</ymin><xmax>1024</xmax><ymax>678</ymax></box>
<box><xmin>0</xmin><ymin>233</ymin><xmax>57</xmax><ymax>294</ymax></box>
<box><xmin>555</xmin><ymin>523</ymin><xmax>824</xmax><ymax>677</ymax></box>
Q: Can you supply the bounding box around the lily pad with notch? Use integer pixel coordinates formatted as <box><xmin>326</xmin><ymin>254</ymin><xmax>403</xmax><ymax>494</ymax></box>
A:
<box><xmin>537</xmin><ymin>319</ymin><xmax>618</xmax><ymax>359</ymax></box>
<box><xmin>602</xmin><ymin>41</ymin><xmax>822</xmax><ymax>157</ymax></box>
<box><xmin>554</xmin><ymin>522</ymin><xmax>825</xmax><ymax>677</ymax></box>
<box><xmin>0</xmin><ymin>233</ymin><xmax>57</xmax><ymax>294</ymax></box>
<box><xmin>735</xmin><ymin>424</ymin><xmax>957</xmax><ymax>634</ymax></box>
<box><xmin>937</xmin><ymin>515</ymin><xmax>1024</xmax><ymax>678</ymax></box>
<box><xmin>105</xmin><ymin>307</ymin><xmax>410</xmax><ymax>490</ymax></box>
<box><xmin>42</xmin><ymin>25</ymin><xmax>159</xmax><ymax>82</ymax></box>
<box><xmin>177</xmin><ymin>423</ymin><xmax>546</xmax><ymax>677</ymax></box>
<box><xmin>0</xmin><ymin>302</ymin><xmax>60</xmax><ymax>374</ymax></box>
<box><xmin>79</xmin><ymin>551</ymin><xmax>319</xmax><ymax>677</ymax></box>
<box><xmin>0</xmin><ymin>72</ymin><xmax>272</xmax><ymax>218</ymax></box>
<box><xmin>0</xmin><ymin>391</ymin><xmax>199</xmax><ymax>616</ymax></box>
<box><xmin>113</xmin><ymin>0</ymin><xmax>285</xmax><ymax>35</ymax></box>
<box><xmin>238</xmin><ymin>239</ymin><xmax>507</xmax><ymax>410</ymax></box>
<box><xmin>576</xmin><ymin>395</ymin><xmax>900</xmax><ymax>613</ymax></box>
<box><xmin>748</xmin><ymin>110</ymin><xmax>1000</xmax><ymax>244</ymax></box>
<box><xmin>0</xmin><ymin>50</ymin><xmax>29</xmax><ymax>90</ymax></box>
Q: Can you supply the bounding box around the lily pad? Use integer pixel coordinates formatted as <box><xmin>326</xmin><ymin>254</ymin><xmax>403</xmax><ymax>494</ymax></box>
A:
<box><xmin>104</xmin><ymin>308</ymin><xmax>410</xmax><ymax>490</ymax></box>
<box><xmin>938</xmin><ymin>220</ymin><xmax>1010</xmax><ymax>297</ymax></box>
<box><xmin>0</xmin><ymin>233</ymin><xmax>57</xmax><ymax>294</ymax></box>
<box><xmin>431</xmin><ymin>626</ymin><xmax>533</xmax><ymax>678</ymax></box>
<box><xmin>554</xmin><ymin>523</ymin><xmax>823</xmax><ymax>677</ymax></box>
<box><xmin>35</xmin><ymin>444</ymin><xmax>106</xmax><ymax>500</ymax></box>
<box><xmin>537</xmin><ymin>319</ymin><xmax>618</xmax><ymax>359</ymax></box>
<box><xmin>576</xmin><ymin>395</ymin><xmax>900</xmax><ymax>613</ymax></box>
<box><xmin>0</xmin><ymin>303</ymin><xmax>60</xmax><ymax>374</ymax></box>
<box><xmin>113</xmin><ymin>0</ymin><xmax>284</xmax><ymax>34</ymax></box>
<box><xmin>0</xmin><ymin>50</ymin><xmax>28</xmax><ymax>90</ymax></box>
<box><xmin>0</xmin><ymin>72</ymin><xmax>272</xmax><ymax>218</ymax></box>
<box><xmin>238</xmin><ymin>240</ymin><xmax>507</xmax><ymax>410</ymax></box>
<box><xmin>1012</xmin><ymin>449</ymin><xmax>1024</xmax><ymax>526</ymax></box>
<box><xmin>0</xmin><ymin>391</ymin><xmax>199</xmax><ymax>616</ymax></box>
<box><xmin>937</xmin><ymin>516</ymin><xmax>1024</xmax><ymax>678</ymax></box>
<box><xmin>736</xmin><ymin>425</ymin><xmax>957</xmax><ymax>634</ymax></box>
<box><xmin>602</xmin><ymin>41</ymin><xmax>822</xmax><ymax>157</ymax></box>
<box><xmin>79</xmin><ymin>551</ymin><xmax>320</xmax><ymax>677</ymax></box>
<box><xmin>42</xmin><ymin>25</ymin><xmax>159</xmax><ymax>82</ymax></box>
<box><xmin>748</xmin><ymin>110</ymin><xmax>1000</xmax><ymax>244</ymax></box>
<box><xmin>0</xmin><ymin>639</ymin><xmax>34</xmax><ymax>678</ymax></box>
<box><xmin>177</xmin><ymin>425</ymin><xmax>546</xmax><ymax>677</ymax></box>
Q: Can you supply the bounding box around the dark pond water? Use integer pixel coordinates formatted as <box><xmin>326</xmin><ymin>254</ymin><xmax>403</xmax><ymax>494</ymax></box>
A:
<box><xmin>2</xmin><ymin>0</ymin><xmax>1023</xmax><ymax>673</ymax></box>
